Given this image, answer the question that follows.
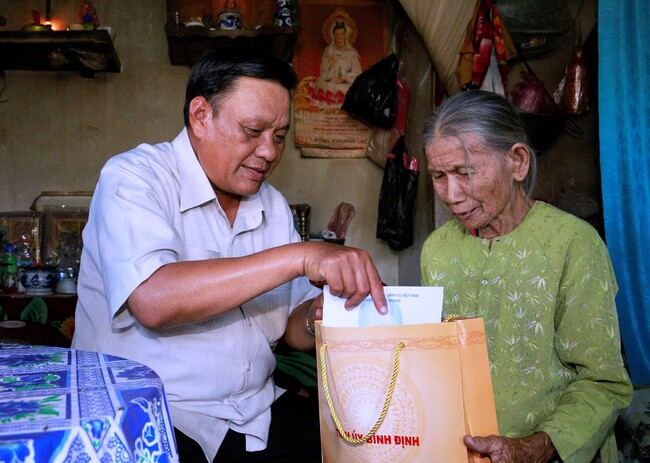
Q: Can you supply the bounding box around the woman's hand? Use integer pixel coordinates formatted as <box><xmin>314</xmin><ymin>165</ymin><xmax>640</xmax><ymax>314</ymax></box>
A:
<box><xmin>463</xmin><ymin>432</ymin><xmax>558</xmax><ymax>463</ymax></box>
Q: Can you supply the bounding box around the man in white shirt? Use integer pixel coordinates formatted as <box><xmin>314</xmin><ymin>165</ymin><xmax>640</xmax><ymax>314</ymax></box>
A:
<box><xmin>72</xmin><ymin>46</ymin><xmax>387</xmax><ymax>462</ymax></box>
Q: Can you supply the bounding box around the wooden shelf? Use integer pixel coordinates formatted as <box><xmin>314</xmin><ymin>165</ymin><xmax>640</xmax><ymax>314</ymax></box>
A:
<box><xmin>164</xmin><ymin>0</ymin><xmax>296</xmax><ymax>66</ymax></box>
<box><xmin>0</xmin><ymin>30</ymin><xmax>121</xmax><ymax>77</ymax></box>
<box><xmin>165</xmin><ymin>24</ymin><xmax>297</xmax><ymax>66</ymax></box>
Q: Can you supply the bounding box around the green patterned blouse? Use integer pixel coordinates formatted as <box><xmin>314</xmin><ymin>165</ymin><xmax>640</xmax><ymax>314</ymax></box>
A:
<box><xmin>421</xmin><ymin>201</ymin><xmax>632</xmax><ymax>463</ymax></box>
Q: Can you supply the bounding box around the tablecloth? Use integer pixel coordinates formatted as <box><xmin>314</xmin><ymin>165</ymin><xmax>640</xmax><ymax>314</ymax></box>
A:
<box><xmin>0</xmin><ymin>342</ymin><xmax>178</xmax><ymax>462</ymax></box>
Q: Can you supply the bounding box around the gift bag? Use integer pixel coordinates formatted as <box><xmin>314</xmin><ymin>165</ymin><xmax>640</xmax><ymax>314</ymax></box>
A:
<box><xmin>315</xmin><ymin>318</ymin><xmax>498</xmax><ymax>463</ymax></box>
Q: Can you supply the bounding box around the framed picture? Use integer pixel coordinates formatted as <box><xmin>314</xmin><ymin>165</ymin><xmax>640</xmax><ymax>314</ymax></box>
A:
<box><xmin>41</xmin><ymin>207</ymin><xmax>88</xmax><ymax>269</ymax></box>
<box><xmin>293</xmin><ymin>0</ymin><xmax>389</xmax><ymax>158</ymax></box>
<box><xmin>0</xmin><ymin>211</ymin><xmax>41</xmax><ymax>264</ymax></box>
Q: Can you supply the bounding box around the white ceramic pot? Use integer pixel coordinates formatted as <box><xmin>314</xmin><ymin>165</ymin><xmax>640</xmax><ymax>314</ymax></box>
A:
<box><xmin>55</xmin><ymin>279</ymin><xmax>77</xmax><ymax>295</ymax></box>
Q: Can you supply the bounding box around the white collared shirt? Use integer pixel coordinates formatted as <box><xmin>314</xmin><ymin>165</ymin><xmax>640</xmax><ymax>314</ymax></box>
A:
<box><xmin>72</xmin><ymin>128</ymin><xmax>320</xmax><ymax>461</ymax></box>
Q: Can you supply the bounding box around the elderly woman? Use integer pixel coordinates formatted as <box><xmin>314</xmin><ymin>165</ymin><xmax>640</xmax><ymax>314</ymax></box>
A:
<box><xmin>420</xmin><ymin>90</ymin><xmax>632</xmax><ymax>463</ymax></box>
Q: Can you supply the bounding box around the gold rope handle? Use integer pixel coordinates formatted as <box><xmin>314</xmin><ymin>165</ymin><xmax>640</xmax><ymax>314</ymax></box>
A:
<box><xmin>319</xmin><ymin>341</ymin><xmax>405</xmax><ymax>445</ymax></box>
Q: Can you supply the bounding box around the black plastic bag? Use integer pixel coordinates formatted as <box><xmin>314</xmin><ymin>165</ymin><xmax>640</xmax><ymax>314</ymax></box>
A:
<box><xmin>341</xmin><ymin>53</ymin><xmax>399</xmax><ymax>129</ymax></box>
<box><xmin>376</xmin><ymin>136</ymin><xmax>419</xmax><ymax>251</ymax></box>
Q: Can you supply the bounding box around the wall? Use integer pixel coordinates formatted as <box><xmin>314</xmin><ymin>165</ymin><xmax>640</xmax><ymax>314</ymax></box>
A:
<box><xmin>0</xmin><ymin>0</ymin><xmax>600</xmax><ymax>287</ymax></box>
<box><xmin>0</xmin><ymin>0</ymin><xmax>401</xmax><ymax>284</ymax></box>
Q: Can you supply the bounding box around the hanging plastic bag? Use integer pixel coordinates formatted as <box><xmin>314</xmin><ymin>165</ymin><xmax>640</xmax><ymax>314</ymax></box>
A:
<box><xmin>553</xmin><ymin>45</ymin><xmax>589</xmax><ymax>116</ymax></box>
<box><xmin>376</xmin><ymin>137</ymin><xmax>419</xmax><ymax>251</ymax></box>
<box><xmin>341</xmin><ymin>53</ymin><xmax>399</xmax><ymax>129</ymax></box>
<box><xmin>507</xmin><ymin>70</ymin><xmax>546</xmax><ymax>113</ymax></box>
<box><xmin>509</xmin><ymin>52</ymin><xmax>584</xmax><ymax>153</ymax></box>
<box><xmin>365</xmin><ymin>76</ymin><xmax>411</xmax><ymax>168</ymax></box>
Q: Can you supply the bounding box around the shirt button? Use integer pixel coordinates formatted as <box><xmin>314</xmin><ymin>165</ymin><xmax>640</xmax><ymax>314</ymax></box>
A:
<box><xmin>481</xmin><ymin>279</ymin><xmax>488</xmax><ymax>285</ymax></box>
<box><xmin>482</xmin><ymin>239</ymin><xmax>488</xmax><ymax>244</ymax></box>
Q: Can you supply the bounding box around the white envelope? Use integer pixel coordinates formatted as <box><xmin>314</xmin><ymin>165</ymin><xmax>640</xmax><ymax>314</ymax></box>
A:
<box><xmin>322</xmin><ymin>285</ymin><xmax>443</xmax><ymax>327</ymax></box>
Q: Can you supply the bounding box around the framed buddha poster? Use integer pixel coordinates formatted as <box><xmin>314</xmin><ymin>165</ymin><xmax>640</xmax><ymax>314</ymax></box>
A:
<box><xmin>293</xmin><ymin>0</ymin><xmax>389</xmax><ymax>158</ymax></box>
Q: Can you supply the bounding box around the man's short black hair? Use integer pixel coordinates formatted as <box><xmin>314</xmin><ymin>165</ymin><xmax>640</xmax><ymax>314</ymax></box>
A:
<box><xmin>183</xmin><ymin>46</ymin><xmax>298</xmax><ymax>126</ymax></box>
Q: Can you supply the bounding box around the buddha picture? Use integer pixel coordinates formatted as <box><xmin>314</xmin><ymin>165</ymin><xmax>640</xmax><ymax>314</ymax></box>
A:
<box><xmin>293</xmin><ymin>1</ymin><xmax>388</xmax><ymax>158</ymax></box>
<box><xmin>311</xmin><ymin>12</ymin><xmax>361</xmax><ymax>107</ymax></box>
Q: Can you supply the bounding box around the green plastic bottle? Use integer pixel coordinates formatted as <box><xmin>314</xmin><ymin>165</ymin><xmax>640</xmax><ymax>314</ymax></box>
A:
<box><xmin>1</xmin><ymin>244</ymin><xmax>18</xmax><ymax>294</ymax></box>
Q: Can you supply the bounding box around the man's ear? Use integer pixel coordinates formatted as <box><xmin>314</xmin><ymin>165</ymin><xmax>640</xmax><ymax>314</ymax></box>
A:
<box><xmin>507</xmin><ymin>143</ymin><xmax>531</xmax><ymax>182</ymax></box>
<box><xmin>188</xmin><ymin>96</ymin><xmax>212</xmax><ymax>139</ymax></box>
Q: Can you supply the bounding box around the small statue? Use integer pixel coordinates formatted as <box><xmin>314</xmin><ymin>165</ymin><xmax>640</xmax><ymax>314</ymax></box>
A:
<box><xmin>217</xmin><ymin>0</ymin><xmax>242</xmax><ymax>30</ymax></box>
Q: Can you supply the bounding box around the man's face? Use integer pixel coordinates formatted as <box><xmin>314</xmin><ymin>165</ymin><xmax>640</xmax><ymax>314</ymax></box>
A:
<box><xmin>191</xmin><ymin>76</ymin><xmax>291</xmax><ymax>201</ymax></box>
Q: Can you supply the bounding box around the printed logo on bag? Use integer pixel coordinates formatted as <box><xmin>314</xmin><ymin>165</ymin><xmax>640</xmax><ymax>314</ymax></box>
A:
<box><xmin>329</xmin><ymin>357</ymin><xmax>423</xmax><ymax>462</ymax></box>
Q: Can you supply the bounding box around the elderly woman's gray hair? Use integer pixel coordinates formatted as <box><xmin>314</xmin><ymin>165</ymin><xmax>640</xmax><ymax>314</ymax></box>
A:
<box><xmin>422</xmin><ymin>90</ymin><xmax>537</xmax><ymax>197</ymax></box>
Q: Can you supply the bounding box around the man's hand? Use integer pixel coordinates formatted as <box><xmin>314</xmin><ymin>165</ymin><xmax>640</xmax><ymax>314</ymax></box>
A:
<box><xmin>463</xmin><ymin>432</ymin><xmax>558</xmax><ymax>463</ymax></box>
<box><xmin>307</xmin><ymin>293</ymin><xmax>324</xmax><ymax>328</ymax></box>
<box><xmin>302</xmin><ymin>242</ymin><xmax>387</xmax><ymax>314</ymax></box>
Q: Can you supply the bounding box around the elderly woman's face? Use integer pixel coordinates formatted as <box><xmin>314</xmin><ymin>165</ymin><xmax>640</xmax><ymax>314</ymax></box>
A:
<box><xmin>426</xmin><ymin>134</ymin><xmax>522</xmax><ymax>234</ymax></box>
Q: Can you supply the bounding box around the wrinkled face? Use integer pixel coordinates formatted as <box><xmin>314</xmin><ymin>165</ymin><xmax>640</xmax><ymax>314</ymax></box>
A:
<box><xmin>190</xmin><ymin>77</ymin><xmax>291</xmax><ymax>200</ymax></box>
<box><xmin>425</xmin><ymin>134</ymin><xmax>518</xmax><ymax>232</ymax></box>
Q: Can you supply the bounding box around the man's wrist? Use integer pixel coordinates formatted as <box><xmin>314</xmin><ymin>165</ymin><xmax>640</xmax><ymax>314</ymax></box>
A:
<box><xmin>306</xmin><ymin>317</ymin><xmax>316</xmax><ymax>336</ymax></box>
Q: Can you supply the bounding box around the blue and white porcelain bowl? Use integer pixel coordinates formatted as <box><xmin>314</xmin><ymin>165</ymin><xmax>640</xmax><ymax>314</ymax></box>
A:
<box><xmin>218</xmin><ymin>12</ymin><xmax>242</xmax><ymax>30</ymax></box>
<box><xmin>21</xmin><ymin>266</ymin><xmax>57</xmax><ymax>296</ymax></box>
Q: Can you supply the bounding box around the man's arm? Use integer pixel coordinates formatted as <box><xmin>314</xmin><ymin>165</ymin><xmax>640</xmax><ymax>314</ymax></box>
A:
<box><xmin>283</xmin><ymin>296</ymin><xmax>322</xmax><ymax>351</ymax></box>
<box><xmin>128</xmin><ymin>241</ymin><xmax>386</xmax><ymax>330</ymax></box>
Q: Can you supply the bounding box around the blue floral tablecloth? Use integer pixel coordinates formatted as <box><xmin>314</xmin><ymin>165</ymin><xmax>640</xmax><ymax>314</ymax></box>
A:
<box><xmin>0</xmin><ymin>342</ymin><xmax>178</xmax><ymax>462</ymax></box>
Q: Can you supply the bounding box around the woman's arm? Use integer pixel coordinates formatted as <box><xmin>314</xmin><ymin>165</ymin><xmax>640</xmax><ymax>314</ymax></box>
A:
<box><xmin>534</xmin><ymin>230</ymin><xmax>632</xmax><ymax>461</ymax></box>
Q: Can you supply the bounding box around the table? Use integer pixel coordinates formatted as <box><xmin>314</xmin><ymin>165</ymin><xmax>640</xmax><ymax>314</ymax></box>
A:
<box><xmin>0</xmin><ymin>342</ymin><xmax>179</xmax><ymax>462</ymax></box>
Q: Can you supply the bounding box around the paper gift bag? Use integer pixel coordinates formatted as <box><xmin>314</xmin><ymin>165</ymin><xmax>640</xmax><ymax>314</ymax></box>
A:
<box><xmin>315</xmin><ymin>318</ymin><xmax>498</xmax><ymax>463</ymax></box>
